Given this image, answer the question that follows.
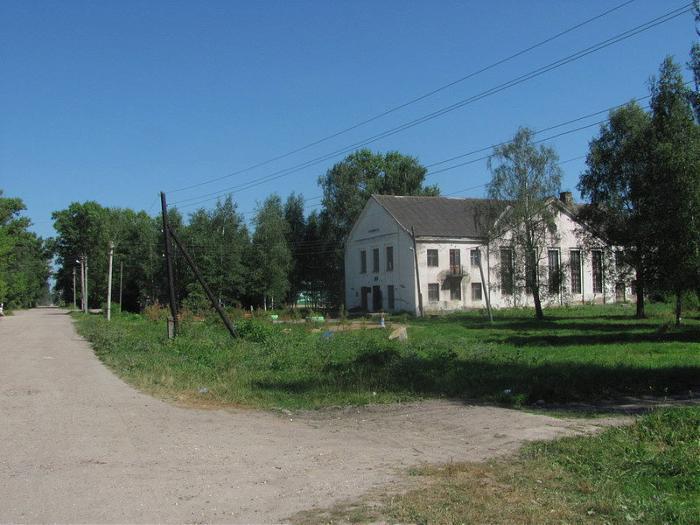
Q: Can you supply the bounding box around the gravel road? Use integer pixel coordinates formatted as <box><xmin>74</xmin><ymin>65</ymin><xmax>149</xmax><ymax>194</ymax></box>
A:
<box><xmin>0</xmin><ymin>308</ymin><xmax>622</xmax><ymax>524</ymax></box>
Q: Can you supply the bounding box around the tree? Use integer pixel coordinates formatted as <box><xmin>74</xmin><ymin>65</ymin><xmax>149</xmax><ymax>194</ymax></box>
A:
<box><xmin>284</xmin><ymin>193</ymin><xmax>306</xmax><ymax>304</ymax></box>
<box><xmin>0</xmin><ymin>190</ymin><xmax>50</xmax><ymax>308</ymax></box>
<box><xmin>646</xmin><ymin>57</ymin><xmax>700</xmax><ymax>325</ymax></box>
<box><xmin>487</xmin><ymin>127</ymin><xmax>562</xmax><ymax>320</ymax></box>
<box><xmin>318</xmin><ymin>149</ymin><xmax>438</xmax><ymax>306</ymax></box>
<box><xmin>578</xmin><ymin>102</ymin><xmax>652</xmax><ymax>318</ymax></box>
<box><xmin>250</xmin><ymin>195</ymin><xmax>292</xmax><ymax>308</ymax></box>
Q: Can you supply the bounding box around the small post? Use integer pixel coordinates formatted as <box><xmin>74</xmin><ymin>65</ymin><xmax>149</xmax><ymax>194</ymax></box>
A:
<box><xmin>106</xmin><ymin>241</ymin><xmax>114</xmax><ymax>321</ymax></box>
<box><xmin>477</xmin><ymin>247</ymin><xmax>493</xmax><ymax>323</ymax></box>
<box><xmin>160</xmin><ymin>192</ymin><xmax>179</xmax><ymax>337</ymax></box>
<box><xmin>79</xmin><ymin>256</ymin><xmax>85</xmax><ymax>312</ymax></box>
<box><xmin>411</xmin><ymin>226</ymin><xmax>424</xmax><ymax>317</ymax></box>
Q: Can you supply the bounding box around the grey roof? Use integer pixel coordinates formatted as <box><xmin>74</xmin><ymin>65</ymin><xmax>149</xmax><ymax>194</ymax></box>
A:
<box><xmin>372</xmin><ymin>195</ymin><xmax>504</xmax><ymax>238</ymax></box>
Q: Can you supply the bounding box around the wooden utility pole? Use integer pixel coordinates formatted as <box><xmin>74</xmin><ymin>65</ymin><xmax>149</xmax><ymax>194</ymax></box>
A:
<box><xmin>119</xmin><ymin>260</ymin><xmax>123</xmax><ymax>312</ymax></box>
<box><xmin>160</xmin><ymin>192</ymin><xmax>178</xmax><ymax>337</ymax></box>
<box><xmin>72</xmin><ymin>266</ymin><xmax>77</xmax><ymax>309</ymax></box>
<box><xmin>477</xmin><ymin>247</ymin><xmax>493</xmax><ymax>323</ymax></box>
<box><xmin>106</xmin><ymin>241</ymin><xmax>114</xmax><ymax>321</ymax></box>
<box><xmin>79</xmin><ymin>255</ymin><xmax>86</xmax><ymax>313</ymax></box>
<box><xmin>84</xmin><ymin>255</ymin><xmax>89</xmax><ymax>313</ymax></box>
<box><xmin>411</xmin><ymin>227</ymin><xmax>424</xmax><ymax>317</ymax></box>
<box><xmin>168</xmin><ymin>226</ymin><xmax>237</xmax><ymax>338</ymax></box>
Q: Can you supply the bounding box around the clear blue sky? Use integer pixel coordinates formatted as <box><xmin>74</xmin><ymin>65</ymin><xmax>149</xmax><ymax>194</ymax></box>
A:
<box><xmin>1</xmin><ymin>0</ymin><xmax>697</xmax><ymax>240</ymax></box>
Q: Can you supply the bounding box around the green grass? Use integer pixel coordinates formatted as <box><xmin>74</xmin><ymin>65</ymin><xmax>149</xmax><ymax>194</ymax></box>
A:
<box><xmin>74</xmin><ymin>302</ymin><xmax>700</xmax><ymax>410</ymax></box>
<box><xmin>293</xmin><ymin>407</ymin><xmax>700</xmax><ymax>524</ymax></box>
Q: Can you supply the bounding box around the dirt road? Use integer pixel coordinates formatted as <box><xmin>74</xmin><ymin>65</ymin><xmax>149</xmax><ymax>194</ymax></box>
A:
<box><xmin>0</xmin><ymin>308</ymin><xmax>621</xmax><ymax>523</ymax></box>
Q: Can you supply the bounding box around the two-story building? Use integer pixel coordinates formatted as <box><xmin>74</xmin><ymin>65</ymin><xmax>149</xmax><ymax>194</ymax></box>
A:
<box><xmin>344</xmin><ymin>193</ymin><xmax>632</xmax><ymax>314</ymax></box>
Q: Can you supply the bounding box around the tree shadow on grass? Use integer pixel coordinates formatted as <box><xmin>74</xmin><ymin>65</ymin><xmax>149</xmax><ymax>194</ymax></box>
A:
<box><xmin>496</xmin><ymin>326</ymin><xmax>700</xmax><ymax>347</ymax></box>
<box><xmin>252</xmin><ymin>347</ymin><xmax>700</xmax><ymax>405</ymax></box>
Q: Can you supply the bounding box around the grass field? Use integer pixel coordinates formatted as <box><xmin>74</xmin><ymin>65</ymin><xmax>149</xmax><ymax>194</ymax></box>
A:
<box><xmin>74</xmin><ymin>302</ymin><xmax>699</xmax><ymax>410</ymax></box>
<box><xmin>293</xmin><ymin>407</ymin><xmax>700</xmax><ymax>524</ymax></box>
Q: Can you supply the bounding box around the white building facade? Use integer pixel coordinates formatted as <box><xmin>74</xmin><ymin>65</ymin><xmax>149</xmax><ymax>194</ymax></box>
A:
<box><xmin>344</xmin><ymin>194</ymin><xmax>633</xmax><ymax>315</ymax></box>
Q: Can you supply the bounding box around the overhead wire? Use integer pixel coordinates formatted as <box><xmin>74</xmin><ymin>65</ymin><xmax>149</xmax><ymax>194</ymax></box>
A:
<box><xmin>169</xmin><ymin>3</ymin><xmax>691</xmax><ymax>208</ymax></box>
<box><xmin>166</xmin><ymin>0</ymin><xmax>638</xmax><ymax>195</ymax></box>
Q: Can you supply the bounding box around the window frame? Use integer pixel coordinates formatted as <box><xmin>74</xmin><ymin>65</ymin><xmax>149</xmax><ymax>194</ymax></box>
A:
<box><xmin>500</xmin><ymin>248</ymin><xmax>514</xmax><ymax>295</ymax></box>
<box><xmin>570</xmin><ymin>249</ymin><xmax>582</xmax><ymax>294</ymax></box>
<box><xmin>360</xmin><ymin>250</ymin><xmax>367</xmax><ymax>274</ymax></box>
<box><xmin>592</xmin><ymin>249</ymin><xmax>603</xmax><ymax>294</ymax></box>
<box><xmin>450</xmin><ymin>280</ymin><xmax>461</xmax><ymax>301</ymax></box>
<box><xmin>386</xmin><ymin>246</ymin><xmax>394</xmax><ymax>272</ymax></box>
<box><xmin>372</xmin><ymin>248</ymin><xmax>380</xmax><ymax>273</ymax></box>
<box><xmin>428</xmin><ymin>283</ymin><xmax>440</xmax><ymax>302</ymax></box>
<box><xmin>470</xmin><ymin>249</ymin><xmax>481</xmax><ymax>267</ymax></box>
<box><xmin>471</xmin><ymin>282</ymin><xmax>482</xmax><ymax>301</ymax></box>
<box><xmin>548</xmin><ymin>249</ymin><xmax>561</xmax><ymax>294</ymax></box>
<box><xmin>427</xmin><ymin>249</ymin><xmax>439</xmax><ymax>267</ymax></box>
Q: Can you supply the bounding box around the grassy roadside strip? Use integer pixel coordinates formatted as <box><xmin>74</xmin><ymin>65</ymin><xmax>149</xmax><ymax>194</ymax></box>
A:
<box><xmin>292</xmin><ymin>407</ymin><xmax>700</xmax><ymax>525</ymax></box>
<box><xmin>73</xmin><ymin>304</ymin><xmax>699</xmax><ymax>410</ymax></box>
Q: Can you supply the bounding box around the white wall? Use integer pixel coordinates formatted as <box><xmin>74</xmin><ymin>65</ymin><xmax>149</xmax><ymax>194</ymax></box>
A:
<box><xmin>345</xmin><ymin>200</ymin><xmax>634</xmax><ymax>315</ymax></box>
<box><xmin>345</xmin><ymin>200</ymin><xmax>417</xmax><ymax>314</ymax></box>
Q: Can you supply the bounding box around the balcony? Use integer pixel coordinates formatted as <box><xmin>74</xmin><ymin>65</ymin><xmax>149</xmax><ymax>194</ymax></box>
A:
<box><xmin>447</xmin><ymin>264</ymin><xmax>465</xmax><ymax>277</ymax></box>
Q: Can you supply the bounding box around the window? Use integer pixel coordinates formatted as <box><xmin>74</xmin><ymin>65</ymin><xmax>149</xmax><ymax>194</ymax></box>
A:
<box><xmin>450</xmin><ymin>280</ymin><xmax>461</xmax><ymax>300</ymax></box>
<box><xmin>387</xmin><ymin>285</ymin><xmax>395</xmax><ymax>310</ymax></box>
<box><xmin>470</xmin><ymin>249</ymin><xmax>481</xmax><ymax>267</ymax></box>
<box><xmin>500</xmin><ymin>249</ymin><xmax>514</xmax><ymax>295</ymax></box>
<box><xmin>360</xmin><ymin>250</ymin><xmax>367</xmax><ymax>274</ymax></box>
<box><xmin>428</xmin><ymin>283</ymin><xmax>440</xmax><ymax>302</ymax></box>
<box><xmin>471</xmin><ymin>282</ymin><xmax>482</xmax><ymax>301</ymax></box>
<box><xmin>570</xmin><ymin>250</ymin><xmax>582</xmax><ymax>294</ymax></box>
<box><xmin>386</xmin><ymin>246</ymin><xmax>394</xmax><ymax>271</ymax></box>
<box><xmin>427</xmin><ymin>249</ymin><xmax>439</xmax><ymax>267</ymax></box>
<box><xmin>372</xmin><ymin>248</ymin><xmax>379</xmax><ymax>273</ymax></box>
<box><xmin>548</xmin><ymin>249</ymin><xmax>560</xmax><ymax>294</ymax></box>
<box><xmin>592</xmin><ymin>250</ymin><xmax>603</xmax><ymax>293</ymax></box>
<box><xmin>449</xmin><ymin>249</ymin><xmax>461</xmax><ymax>274</ymax></box>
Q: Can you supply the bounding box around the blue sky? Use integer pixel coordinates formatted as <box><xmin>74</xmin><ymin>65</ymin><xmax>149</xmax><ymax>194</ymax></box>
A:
<box><xmin>1</xmin><ymin>0</ymin><xmax>697</xmax><ymax>239</ymax></box>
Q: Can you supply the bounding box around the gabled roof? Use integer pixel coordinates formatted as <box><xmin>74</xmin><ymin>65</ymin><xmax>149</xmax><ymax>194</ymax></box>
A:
<box><xmin>372</xmin><ymin>195</ymin><xmax>504</xmax><ymax>238</ymax></box>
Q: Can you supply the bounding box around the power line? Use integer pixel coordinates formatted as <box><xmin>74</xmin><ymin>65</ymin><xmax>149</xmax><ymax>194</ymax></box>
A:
<box><xmin>169</xmin><ymin>3</ymin><xmax>691</xmax><ymax>207</ymax></box>
<box><xmin>166</xmin><ymin>0</ymin><xmax>637</xmax><ymax>195</ymax></box>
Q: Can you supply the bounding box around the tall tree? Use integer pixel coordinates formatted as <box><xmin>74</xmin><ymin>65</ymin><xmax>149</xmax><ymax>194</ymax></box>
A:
<box><xmin>646</xmin><ymin>57</ymin><xmax>700</xmax><ymax>325</ymax></box>
<box><xmin>0</xmin><ymin>190</ymin><xmax>50</xmax><ymax>308</ymax></box>
<box><xmin>578</xmin><ymin>102</ymin><xmax>652</xmax><ymax>318</ymax></box>
<box><xmin>284</xmin><ymin>193</ymin><xmax>306</xmax><ymax>304</ymax></box>
<box><xmin>318</xmin><ymin>149</ymin><xmax>438</xmax><ymax>306</ymax></box>
<box><xmin>250</xmin><ymin>195</ymin><xmax>292</xmax><ymax>308</ymax></box>
<box><xmin>487</xmin><ymin>127</ymin><xmax>562</xmax><ymax>320</ymax></box>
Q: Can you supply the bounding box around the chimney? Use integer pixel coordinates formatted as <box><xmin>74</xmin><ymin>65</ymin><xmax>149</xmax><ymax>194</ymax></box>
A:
<box><xmin>559</xmin><ymin>191</ymin><xmax>574</xmax><ymax>207</ymax></box>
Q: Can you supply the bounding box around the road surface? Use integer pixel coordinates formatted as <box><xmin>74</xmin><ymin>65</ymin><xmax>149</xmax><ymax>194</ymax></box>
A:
<box><xmin>0</xmin><ymin>308</ymin><xmax>619</xmax><ymax>523</ymax></box>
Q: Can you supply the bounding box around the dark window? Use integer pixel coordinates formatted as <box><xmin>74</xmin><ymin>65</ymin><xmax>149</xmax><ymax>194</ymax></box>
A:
<box><xmin>570</xmin><ymin>250</ymin><xmax>582</xmax><ymax>294</ymax></box>
<box><xmin>386</xmin><ymin>246</ymin><xmax>394</xmax><ymax>271</ymax></box>
<box><xmin>387</xmin><ymin>285</ymin><xmax>395</xmax><ymax>310</ymax></box>
<box><xmin>427</xmin><ymin>249</ymin><xmax>438</xmax><ymax>267</ymax></box>
<box><xmin>449</xmin><ymin>249</ymin><xmax>461</xmax><ymax>274</ymax></box>
<box><xmin>428</xmin><ymin>283</ymin><xmax>440</xmax><ymax>302</ymax></box>
<box><xmin>450</xmin><ymin>280</ymin><xmax>461</xmax><ymax>300</ymax></box>
<box><xmin>548</xmin><ymin>249</ymin><xmax>560</xmax><ymax>294</ymax></box>
<box><xmin>471</xmin><ymin>282</ymin><xmax>482</xmax><ymax>301</ymax></box>
<box><xmin>360</xmin><ymin>250</ymin><xmax>367</xmax><ymax>274</ymax></box>
<box><xmin>592</xmin><ymin>250</ymin><xmax>603</xmax><ymax>293</ymax></box>
<box><xmin>500</xmin><ymin>249</ymin><xmax>514</xmax><ymax>295</ymax></box>
<box><xmin>372</xmin><ymin>248</ymin><xmax>379</xmax><ymax>273</ymax></box>
<box><xmin>470</xmin><ymin>249</ymin><xmax>481</xmax><ymax>267</ymax></box>
<box><xmin>525</xmin><ymin>251</ymin><xmax>536</xmax><ymax>294</ymax></box>
<box><xmin>372</xmin><ymin>285</ymin><xmax>382</xmax><ymax>311</ymax></box>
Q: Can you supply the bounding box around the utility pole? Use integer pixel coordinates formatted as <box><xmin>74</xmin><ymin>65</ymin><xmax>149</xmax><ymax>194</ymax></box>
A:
<box><xmin>119</xmin><ymin>260</ymin><xmax>123</xmax><ymax>312</ymax></box>
<box><xmin>106</xmin><ymin>241</ymin><xmax>114</xmax><ymax>321</ymax></box>
<box><xmin>168</xmin><ymin>226</ymin><xmax>237</xmax><ymax>338</ymax></box>
<box><xmin>477</xmin><ymin>247</ymin><xmax>493</xmax><ymax>323</ymax></box>
<box><xmin>79</xmin><ymin>256</ymin><xmax>85</xmax><ymax>312</ymax></box>
<box><xmin>84</xmin><ymin>255</ymin><xmax>89</xmax><ymax>313</ymax></box>
<box><xmin>72</xmin><ymin>266</ymin><xmax>77</xmax><ymax>309</ymax></box>
<box><xmin>160</xmin><ymin>192</ymin><xmax>178</xmax><ymax>337</ymax></box>
<box><xmin>411</xmin><ymin>226</ymin><xmax>424</xmax><ymax>317</ymax></box>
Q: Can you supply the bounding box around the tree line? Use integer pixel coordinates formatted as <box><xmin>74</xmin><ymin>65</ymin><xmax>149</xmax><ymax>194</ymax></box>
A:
<box><xmin>3</xmin><ymin>52</ymin><xmax>697</xmax><ymax>322</ymax></box>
